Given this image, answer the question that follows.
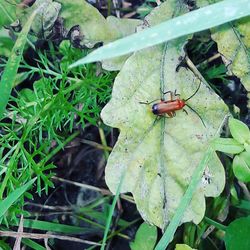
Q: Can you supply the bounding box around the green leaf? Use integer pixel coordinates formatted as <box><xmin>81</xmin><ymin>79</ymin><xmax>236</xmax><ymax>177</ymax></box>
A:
<box><xmin>69</xmin><ymin>0</ymin><xmax>250</xmax><ymax>67</ymax></box>
<box><xmin>57</xmin><ymin>0</ymin><xmax>116</xmax><ymax>47</ymax></box>
<box><xmin>0</xmin><ymin>178</ymin><xmax>36</xmax><ymax>218</ymax></box>
<box><xmin>225</xmin><ymin>216</ymin><xmax>250</xmax><ymax>250</ymax></box>
<box><xmin>229</xmin><ymin>118</ymin><xmax>250</xmax><ymax>144</ymax></box>
<box><xmin>233</xmin><ymin>152</ymin><xmax>250</xmax><ymax>182</ymax></box>
<box><xmin>130</xmin><ymin>222</ymin><xmax>157</xmax><ymax>250</ymax></box>
<box><xmin>0</xmin><ymin>1</ymin><xmax>16</xmax><ymax>28</ymax></box>
<box><xmin>236</xmin><ymin>200</ymin><xmax>250</xmax><ymax>211</ymax></box>
<box><xmin>212</xmin><ymin>138</ymin><xmax>244</xmax><ymax>154</ymax></box>
<box><xmin>0</xmin><ymin>7</ymin><xmax>37</xmax><ymax>119</ymax></box>
<box><xmin>101</xmin><ymin>1</ymin><xmax>229</xmax><ymax>229</ymax></box>
<box><xmin>0</xmin><ymin>28</ymin><xmax>14</xmax><ymax>57</ymax></box>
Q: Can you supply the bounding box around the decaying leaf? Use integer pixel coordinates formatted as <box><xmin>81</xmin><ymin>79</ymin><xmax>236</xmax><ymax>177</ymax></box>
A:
<box><xmin>18</xmin><ymin>0</ymin><xmax>61</xmax><ymax>38</ymax></box>
<box><xmin>58</xmin><ymin>0</ymin><xmax>116</xmax><ymax>47</ymax></box>
<box><xmin>101</xmin><ymin>0</ymin><xmax>229</xmax><ymax>229</ymax></box>
<box><xmin>212</xmin><ymin>18</ymin><xmax>250</xmax><ymax>91</ymax></box>
<box><xmin>198</xmin><ymin>0</ymin><xmax>250</xmax><ymax>91</ymax></box>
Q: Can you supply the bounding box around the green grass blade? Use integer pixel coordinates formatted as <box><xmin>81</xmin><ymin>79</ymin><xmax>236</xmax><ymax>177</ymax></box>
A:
<box><xmin>154</xmin><ymin>147</ymin><xmax>214</xmax><ymax>250</ymax></box>
<box><xmin>10</xmin><ymin>219</ymin><xmax>99</xmax><ymax>234</ymax></box>
<box><xmin>0</xmin><ymin>178</ymin><xmax>36</xmax><ymax>218</ymax></box>
<box><xmin>22</xmin><ymin>239</ymin><xmax>46</xmax><ymax>250</ymax></box>
<box><xmin>101</xmin><ymin>173</ymin><xmax>125</xmax><ymax>250</ymax></box>
<box><xmin>0</xmin><ymin>9</ymin><xmax>37</xmax><ymax>119</ymax></box>
<box><xmin>69</xmin><ymin>0</ymin><xmax>250</xmax><ymax>67</ymax></box>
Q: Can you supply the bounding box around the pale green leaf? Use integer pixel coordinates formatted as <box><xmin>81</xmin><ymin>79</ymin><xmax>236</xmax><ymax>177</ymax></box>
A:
<box><xmin>130</xmin><ymin>222</ymin><xmax>157</xmax><ymax>250</ymax></box>
<box><xmin>229</xmin><ymin>118</ymin><xmax>250</xmax><ymax>144</ymax></box>
<box><xmin>212</xmin><ymin>138</ymin><xmax>245</xmax><ymax>154</ymax></box>
<box><xmin>69</xmin><ymin>0</ymin><xmax>250</xmax><ymax>67</ymax></box>
<box><xmin>245</xmin><ymin>143</ymin><xmax>250</xmax><ymax>153</ymax></box>
<box><xmin>57</xmin><ymin>0</ymin><xmax>116</xmax><ymax>47</ymax></box>
<box><xmin>101</xmin><ymin>1</ymin><xmax>229</xmax><ymax>229</ymax></box>
<box><xmin>175</xmin><ymin>244</ymin><xmax>197</xmax><ymax>250</ymax></box>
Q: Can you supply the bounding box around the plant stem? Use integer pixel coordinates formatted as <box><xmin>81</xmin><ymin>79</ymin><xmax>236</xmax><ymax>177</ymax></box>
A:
<box><xmin>204</xmin><ymin>217</ymin><xmax>227</xmax><ymax>231</ymax></box>
<box><xmin>98</xmin><ymin>125</ymin><xmax>109</xmax><ymax>160</ymax></box>
<box><xmin>107</xmin><ymin>0</ymin><xmax>112</xmax><ymax>16</ymax></box>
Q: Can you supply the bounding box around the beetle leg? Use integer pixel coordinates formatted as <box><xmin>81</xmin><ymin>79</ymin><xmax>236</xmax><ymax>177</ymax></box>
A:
<box><xmin>162</xmin><ymin>90</ymin><xmax>174</xmax><ymax>101</ymax></box>
<box><xmin>183</xmin><ymin>109</ymin><xmax>188</xmax><ymax>115</ymax></box>
<box><xmin>166</xmin><ymin>111</ymin><xmax>174</xmax><ymax>118</ymax></box>
<box><xmin>174</xmin><ymin>89</ymin><xmax>180</xmax><ymax>99</ymax></box>
<box><xmin>153</xmin><ymin>115</ymin><xmax>161</xmax><ymax>125</ymax></box>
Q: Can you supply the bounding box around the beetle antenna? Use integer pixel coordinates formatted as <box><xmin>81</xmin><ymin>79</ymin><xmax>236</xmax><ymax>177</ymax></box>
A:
<box><xmin>186</xmin><ymin>103</ymin><xmax>206</xmax><ymax>128</ymax></box>
<box><xmin>184</xmin><ymin>81</ymin><xmax>202</xmax><ymax>102</ymax></box>
<box><xmin>139</xmin><ymin>98</ymin><xmax>161</xmax><ymax>105</ymax></box>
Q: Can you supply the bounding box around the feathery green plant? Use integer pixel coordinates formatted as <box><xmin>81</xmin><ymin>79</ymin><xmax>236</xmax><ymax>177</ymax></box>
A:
<box><xmin>0</xmin><ymin>41</ymin><xmax>116</xmax><ymax>224</ymax></box>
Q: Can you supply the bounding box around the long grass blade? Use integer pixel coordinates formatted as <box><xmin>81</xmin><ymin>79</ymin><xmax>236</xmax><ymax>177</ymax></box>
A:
<box><xmin>10</xmin><ymin>219</ymin><xmax>99</xmax><ymax>234</ymax></box>
<box><xmin>154</xmin><ymin>147</ymin><xmax>213</xmax><ymax>250</ymax></box>
<box><xmin>154</xmin><ymin>114</ymin><xmax>229</xmax><ymax>249</ymax></box>
<box><xmin>69</xmin><ymin>0</ymin><xmax>250</xmax><ymax>67</ymax></box>
<box><xmin>0</xmin><ymin>8</ymin><xmax>37</xmax><ymax>119</ymax></box>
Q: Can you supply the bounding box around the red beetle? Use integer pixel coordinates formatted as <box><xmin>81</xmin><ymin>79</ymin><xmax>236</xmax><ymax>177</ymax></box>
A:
<box><xmin>152</xmin><ymin>98</ymin><xmax>185</xmax><ymax>117</ymax></box>
<box><xmin>141</xmin><ymin>82</ymin><xmax>205</xmax><ymax>126</ymax></box>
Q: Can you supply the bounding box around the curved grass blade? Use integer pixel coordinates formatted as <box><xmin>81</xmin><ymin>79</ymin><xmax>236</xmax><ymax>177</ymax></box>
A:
<box><xmin>0</xmin><ymin>9</ymin><xmax>37</xmax><ymax>119</ymax></box>
<box><xmin>69</xmin><ymin>0</ymin><xmax>250</xmax><ymax>67</ymax></box>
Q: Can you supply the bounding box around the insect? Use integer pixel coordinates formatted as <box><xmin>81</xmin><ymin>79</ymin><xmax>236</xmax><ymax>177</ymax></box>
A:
<box><xmin>202</xmin><ymin>167</ymin><xmax>213</xmax><ymax>185</ymax></box>
<box><xmin>140</xmin><ymin>81</ymin><xmax>206</xmax><ymax>127</ymax></box>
